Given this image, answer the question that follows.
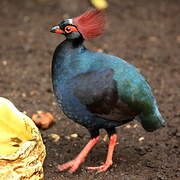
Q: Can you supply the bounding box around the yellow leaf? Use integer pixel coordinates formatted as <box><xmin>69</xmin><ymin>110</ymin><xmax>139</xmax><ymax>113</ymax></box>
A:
<box><xmin>0</xmin><ymin>97</ymin><xmax>46</xmax><ymax>179</ymax></box>
<box><xmin>90</xmin><ymin>0</ymin><xmax>108</xmax><ymax>9</ymax></box>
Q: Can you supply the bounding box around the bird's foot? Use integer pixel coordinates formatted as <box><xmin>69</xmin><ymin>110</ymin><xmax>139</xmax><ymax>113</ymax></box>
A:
<box><xmin>86</xmin><ymin>133</ymin><xmax>117</xmax><ymax>173</ymax></box>
<box><xmin>58</xmin><ymin>136</ymin><xmax>100</xmax><ymax>173</ymax></box>
<box><xmin>58</xmin><ymin>157</ymin><xmax>84</xmax><ymax>173</ymax></box>
<box><xmin>86</xmin><ymin>161</ymin><xmax>113</xmax><ymax>172</ymax></box>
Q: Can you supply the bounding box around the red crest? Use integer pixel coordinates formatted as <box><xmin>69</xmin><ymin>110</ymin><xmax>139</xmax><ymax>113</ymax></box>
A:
<box><xmin>73</xmin><ymin>9</ymin><xmax>105</xmax><ymax>40</ymax></box>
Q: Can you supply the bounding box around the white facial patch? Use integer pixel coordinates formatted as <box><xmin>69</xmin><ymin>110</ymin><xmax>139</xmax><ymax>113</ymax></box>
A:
<box><xmin>67</xmin><ymin>19</ymin><xmax>73</xmax><ymax>25</ymax></box>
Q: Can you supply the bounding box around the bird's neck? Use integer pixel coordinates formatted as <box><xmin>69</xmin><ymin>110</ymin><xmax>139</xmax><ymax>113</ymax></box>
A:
<box><xmin>62</xmin><ymin>36</ymin><xmax>84</xmax><ymax>48</ymax></box>
<box><xmin>70</xmin><ymin>37</ymin><xmax>84</xmax><ymax>47</ymax></box>
<box><xmin>52</xmin><ymin>37</ymin><xmax>86</xmax><ymax>80</ymax></box>
<box><xmin>58</xmin><ymin>36</ymin><xmax>84</xmax><ymax>53</ymax></box>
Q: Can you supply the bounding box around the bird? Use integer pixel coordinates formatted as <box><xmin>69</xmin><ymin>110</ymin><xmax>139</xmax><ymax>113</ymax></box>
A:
<box><xmin>50</xmin><ymin>9</ymin><xmax>165</xmax><ymax>173</ymax></box>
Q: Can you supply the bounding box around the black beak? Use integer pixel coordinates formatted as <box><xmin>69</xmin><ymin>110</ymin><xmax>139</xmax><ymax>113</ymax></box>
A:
<box><xmin>50</xmin><ymin>26</ymin><xmax>64</xmax><ymax>34</ymax></box>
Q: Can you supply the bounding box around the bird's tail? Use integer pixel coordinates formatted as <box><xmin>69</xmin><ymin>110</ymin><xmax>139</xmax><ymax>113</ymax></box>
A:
<box><xmin>138</xmin><ymin>106</ymin><xmax>165</xmax><ymax>132</ymax></box>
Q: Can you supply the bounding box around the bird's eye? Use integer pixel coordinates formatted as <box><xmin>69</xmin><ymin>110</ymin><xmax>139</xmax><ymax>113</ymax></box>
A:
<box><xmin>65</xmin><ymin>27</ymin><xmax>71</xmax><ymax>32</ymax></box>
<box><xmin>64</xmin><ymin>25</ymin><xmax>78</xmax><ymax>33</ymax></box>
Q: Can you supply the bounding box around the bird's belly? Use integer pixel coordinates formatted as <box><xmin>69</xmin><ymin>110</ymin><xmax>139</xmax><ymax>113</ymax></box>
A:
<box><xmin>95</xmin><ymin>108</ymin><xmax>136</xmax><ymax>122</ymax></box>
<box><xmin>53</xmin><ymin>81</ymin><xmax>96</xmax><ymax>126</ymax></box>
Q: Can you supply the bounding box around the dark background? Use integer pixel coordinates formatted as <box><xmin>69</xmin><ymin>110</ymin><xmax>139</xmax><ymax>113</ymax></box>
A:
<box><xmin>0</xmin><ymin>0</ymin><xmax>179</xmax><ymax>179</ymax></box>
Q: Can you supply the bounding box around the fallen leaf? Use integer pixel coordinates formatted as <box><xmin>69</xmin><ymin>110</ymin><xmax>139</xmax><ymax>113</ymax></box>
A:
<box><xmin>0</xmin><ymin>97</ymin><xmax>46</xmax><ymax>179</ymax></box>
<box><xmin>32</xmin><ymin>112</ymin><xmax>55</xmax><ymax>129</ymax></box>
<box><xmin>90</xmin><ymin>0</ymin><xmax>108</xmax><ymax>9</ymax></box>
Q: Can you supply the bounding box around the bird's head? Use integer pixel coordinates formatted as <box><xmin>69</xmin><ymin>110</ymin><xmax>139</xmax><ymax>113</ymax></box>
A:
<box><xmin>50</xmin><ymin>9</ymin><xmax>105</xmax><ymax>40</ymax></box>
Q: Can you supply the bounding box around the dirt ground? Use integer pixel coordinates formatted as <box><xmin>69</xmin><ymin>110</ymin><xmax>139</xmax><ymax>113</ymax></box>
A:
<box><xmin>0</xmin><ymin>0</ymin><xmax>180</xmax><ymax>179</ymax></box>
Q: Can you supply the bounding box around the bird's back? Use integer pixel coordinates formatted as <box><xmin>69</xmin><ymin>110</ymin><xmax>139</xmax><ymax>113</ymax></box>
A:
<box><xmin>84</xmin><ymin>51</ymin><xmax>165</xmax><ymax>131</ymax></box>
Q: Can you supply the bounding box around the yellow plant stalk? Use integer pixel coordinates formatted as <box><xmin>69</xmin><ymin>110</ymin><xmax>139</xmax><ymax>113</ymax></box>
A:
<box><xmin>0</xmin><ymin>97</ymin><xmax>46</xmax><ymax>180</ymax></box>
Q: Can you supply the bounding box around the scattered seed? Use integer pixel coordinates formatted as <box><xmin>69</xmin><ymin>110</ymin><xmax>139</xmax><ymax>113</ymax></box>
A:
<box><xmin>37</xmin><ymin>110</ymin><xmax>43</xmax><ymax>114</ymax></box>
<box><xmin>124</xmin><ymin>124</ymin><xmax>132</xmax><ymax>129</ymax></box>
<box><xmin>65</xmin><ymin>136</ymin><xmax>70</xmax><ymax>140</ymax></box>
<box><xmin>49</xmin><ymin>133</ymin><xmax>60</xmax><ymax>142</ymax></box>
<box><xmin>148</xmin><ymin>36</ymin><xmax>157</xmax><ymax>42</ymax></box>
<box><xmin>138</xmin><ymin>137</ymin><xmax>145</xmax><ymax>142</ymax></box>
<box><xmin>176</xmin><ymin>35</ymin><xmax>180</xmax><ymax>43</ymax></box>
<box><xmin>30</xmin><ymin>90</ymin><xmax>38</xmax><ymax>95</ymax></box>
<box><xmin>23</xmin><ymin>111</ymin><xmax>27</xmax><ymax>115</ymax></box>
<box><xmin>70</xmin><ymin>133</ymin><xmax>78</xmax><ymax>138</ymax></box>
<box><xmin>52</xmin><ymin>102</ymin><xmax>57</xmax><ymax>106</ymax></box>
<box><xmin>2</xmin><ymin>61</ymin><xmax>7</xmax><ymax>66</ymax></box>
<box><xmin>22</xmin><ymin>93</ymin><xmax>26</xmax><ymax>98</ymax></box>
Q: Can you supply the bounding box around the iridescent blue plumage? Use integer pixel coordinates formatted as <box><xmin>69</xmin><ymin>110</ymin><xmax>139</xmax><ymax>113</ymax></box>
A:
<box><xmin>50</xmin><ymin>9</ymin><xmax>165</xmax><ymax>173</ymax></box>
<box><xmin>52</xmin><ymin>39</ymin><xmax>165</xmax><ymax>134</ymax></box>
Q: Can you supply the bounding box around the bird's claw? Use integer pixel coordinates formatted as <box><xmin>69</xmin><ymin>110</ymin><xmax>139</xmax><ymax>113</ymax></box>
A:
<box><xmin>58</xmin><ymin>159</ymin><xmax>83</xmax><ymax>173</ymax></box>
<box><xmin>86</xmin><ymin>161</ymin><xmax>113</xmax><ymax>172</ymax></box>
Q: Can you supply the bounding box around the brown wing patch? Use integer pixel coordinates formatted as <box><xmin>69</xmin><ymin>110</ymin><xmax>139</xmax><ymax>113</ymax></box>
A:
<box><xmin>71</xmin><ymin>68</ymin><xmax>137</xmax><ymax>122</ymax></box>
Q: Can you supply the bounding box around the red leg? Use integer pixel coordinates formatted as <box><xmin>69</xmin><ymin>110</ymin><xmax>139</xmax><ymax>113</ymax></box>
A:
<box><xmin>58</xmin><ymin>136</ymin><xmax>100</xmax><ymax>173</ymax></box>
<box><xmin>87</xmin><ymin>134</ymin><xmax>117</xmax><ymax>172</ymax></box>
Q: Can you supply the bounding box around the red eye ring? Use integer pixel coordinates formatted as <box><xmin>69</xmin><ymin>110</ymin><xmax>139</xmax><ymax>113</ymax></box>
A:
<box><xmin>64</xmin><ymin>25</ymin><xmax>78</xmax><ymax>33</ymax></box>
<box><xmin>65</xmin><ymin>27</ymin><xmax>71</xmax><ymax>32</ymax></box>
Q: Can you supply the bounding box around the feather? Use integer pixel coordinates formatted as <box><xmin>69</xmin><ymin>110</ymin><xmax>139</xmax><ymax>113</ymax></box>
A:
<box><xmin>73</xmin><ymin>9</ymin><xmax>105</xmax><ymax>39</ymax></box>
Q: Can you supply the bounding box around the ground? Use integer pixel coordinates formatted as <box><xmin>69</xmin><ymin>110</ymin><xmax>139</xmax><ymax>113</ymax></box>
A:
<box><xmin>0</xmin><ymin>0</ymin><xmax>180</xmax><ymax>179</ymax></box>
